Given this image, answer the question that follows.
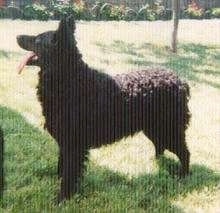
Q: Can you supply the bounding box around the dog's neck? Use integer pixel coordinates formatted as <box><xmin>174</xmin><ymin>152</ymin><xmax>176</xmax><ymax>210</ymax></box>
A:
<box><xmin>63</xmin><ymin>35</ymin><xmax>87</xmax><ymax>68</ymax></box>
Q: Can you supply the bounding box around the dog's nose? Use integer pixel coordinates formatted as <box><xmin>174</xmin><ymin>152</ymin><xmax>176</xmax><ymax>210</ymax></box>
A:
<box><xmin>16</xmin><ymin>35</ymin><xmax>22</xmax><ymax>41</ymax></box>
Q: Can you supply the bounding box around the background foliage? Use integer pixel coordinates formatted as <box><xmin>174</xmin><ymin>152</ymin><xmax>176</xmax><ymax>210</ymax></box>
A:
<box><xmin>0</xmin><ymin>0</ymin><xmax>220</xmax><ymax>20</ymax></box>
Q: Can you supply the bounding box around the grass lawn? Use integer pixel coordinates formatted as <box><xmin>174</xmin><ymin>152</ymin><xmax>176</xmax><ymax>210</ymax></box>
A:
<box><xmin>0</xmin><ymin>19</ymin><xmax>220</xmax><ymax>212</ymax></box>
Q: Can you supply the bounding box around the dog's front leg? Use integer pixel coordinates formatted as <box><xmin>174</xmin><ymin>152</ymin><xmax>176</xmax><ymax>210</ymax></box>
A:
<box><xmin>57</xmin><ymin>149</ymin><xmax>63</xmax><ymax>178</ymax></box>
<box><xmin>58</xmin><ymin>145</ymin><xmax>87</xmax><ymax>203</ymax></box>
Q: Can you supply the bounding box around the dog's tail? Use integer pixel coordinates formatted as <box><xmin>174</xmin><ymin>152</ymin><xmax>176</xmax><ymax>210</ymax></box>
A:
<box><xmin>181</xmin><ymin>81</ymin><xmax>191</xmax><ymax>130</ymax></box>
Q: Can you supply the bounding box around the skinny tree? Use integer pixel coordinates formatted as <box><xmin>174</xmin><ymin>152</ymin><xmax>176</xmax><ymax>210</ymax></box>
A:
<box><xmin>171</xmin><ymin>0</ymin><xmax>180</xmax><ymax>53</ymax></box>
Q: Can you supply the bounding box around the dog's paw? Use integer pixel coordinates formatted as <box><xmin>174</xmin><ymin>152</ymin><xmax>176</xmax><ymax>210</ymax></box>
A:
<box><xmin>176</xmin><ymin>168</ymin><xmax>192</xmax><ymax>179</ymax></box>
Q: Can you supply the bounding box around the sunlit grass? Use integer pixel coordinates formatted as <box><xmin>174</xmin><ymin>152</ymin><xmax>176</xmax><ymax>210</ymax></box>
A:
<box><xmin>0</xmin><ymin>19</ymin><xmax>219</xmax><ymax>212</ymax></box>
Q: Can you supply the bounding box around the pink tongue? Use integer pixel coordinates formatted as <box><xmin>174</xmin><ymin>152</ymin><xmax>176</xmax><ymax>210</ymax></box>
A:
<box><xmin>17</xmin><ymin>51</ymin><xmax>36</xmax><ymax>74</ymax></box>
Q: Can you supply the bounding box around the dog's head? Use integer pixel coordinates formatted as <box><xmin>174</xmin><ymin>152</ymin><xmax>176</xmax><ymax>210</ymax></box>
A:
<box><xmin>17</xmin><ymin>16</ymin><xmax>76</xmax><ymax>74</ymax></box>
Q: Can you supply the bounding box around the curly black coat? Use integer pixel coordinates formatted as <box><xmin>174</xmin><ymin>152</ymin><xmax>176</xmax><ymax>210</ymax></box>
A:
<box><xmin>17</xmin><ymin>16</ymin><xmax>191</xmax><ymax>202</ymax></box>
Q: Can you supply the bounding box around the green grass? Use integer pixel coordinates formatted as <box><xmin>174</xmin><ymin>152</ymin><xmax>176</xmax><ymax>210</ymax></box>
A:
<box><xmin>0</xmin><ymin>20</ymin><xmax>220</xmax><ymax>212</ymax></box>
<box><xmin>0</xmin><ymin>106</ymin><xmax>219</xmax><ymax>212</ymax></box>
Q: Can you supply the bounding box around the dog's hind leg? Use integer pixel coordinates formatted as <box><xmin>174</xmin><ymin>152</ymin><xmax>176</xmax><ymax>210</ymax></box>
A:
<box><xmin>143</xmin><ymin>130</ymin><xmax>165</xmax><ymax>158</ymax></box>
<box><xmin>142</xmin><ymin>88</ymin><xmax>167</xmax><ymax>158</ymax></box>
<box><xmin>176</xmin><ymin>142</ymin><xmax>190</xmax><ymax>177</ymax></box>
<box><xmin>170</xmin><ymin>133</ymin><xmax>190</xmax><ymax>177</ymax></box>
<box><xmin>172</xmin><ymin>91</ymin><xmax>190</xmax><ymax>177</ymax></box>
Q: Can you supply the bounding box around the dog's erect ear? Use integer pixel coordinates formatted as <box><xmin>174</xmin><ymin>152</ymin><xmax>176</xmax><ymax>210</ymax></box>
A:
<box><xmin>66</xmin><ymin>15</ymin><xmax>76</xmax><ymax>31</ymax></box>
<box><xmin>58</xmin><ymin>15</ymin><xmax>75</xmax><ymax>32</ymax></box>
<box><xmin>56</xmin><ymin>15</ymin><xmax>76</xmax><ymax>47</ymax></box>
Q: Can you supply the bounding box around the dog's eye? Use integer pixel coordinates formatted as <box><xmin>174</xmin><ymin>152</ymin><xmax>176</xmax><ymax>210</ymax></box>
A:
<box><xmin>35</xmin><ymin>38</ymin><xmax>41</xmax><ymax>44</ymax></box>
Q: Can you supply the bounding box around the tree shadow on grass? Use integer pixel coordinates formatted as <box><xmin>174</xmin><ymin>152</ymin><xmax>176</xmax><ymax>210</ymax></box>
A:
<box><xmin>82</xmin><ymin>157</ymin><xmax>220</xmax><ymax>212</ymax></box>
<box><xmin>96</xmin><ymin>41</ymin><xmax>220</xmax><ymax>89</ymax></box>
<box><xmin>0</xmin><ymin>106</ymin><xmax>58</xmax><ymax>209</ymax></box>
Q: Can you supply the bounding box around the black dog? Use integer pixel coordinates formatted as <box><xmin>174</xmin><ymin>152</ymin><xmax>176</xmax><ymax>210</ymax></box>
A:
<box><xmin>17</xmin><ymin>16</ymin><xmax>191</xmax><ymax>202</ymax></box>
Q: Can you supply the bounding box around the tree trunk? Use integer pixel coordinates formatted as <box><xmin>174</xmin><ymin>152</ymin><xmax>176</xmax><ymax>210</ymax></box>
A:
<box><xmin>171</xmin><ymin>0</ymin><xmax>180</xmax><ymax>53</ymax></box>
